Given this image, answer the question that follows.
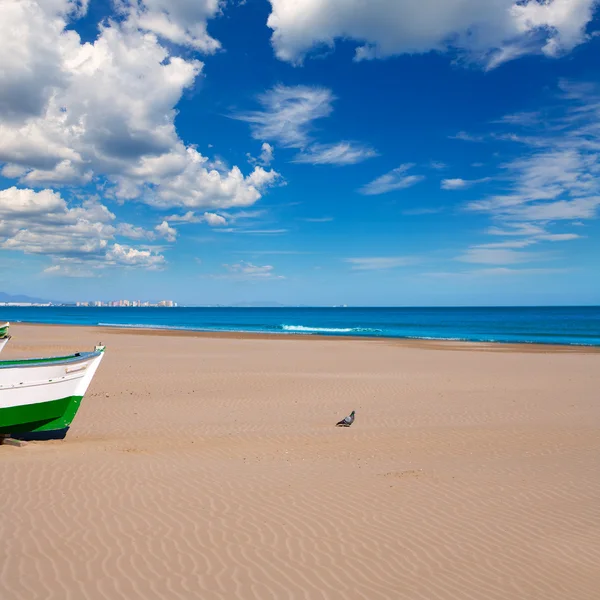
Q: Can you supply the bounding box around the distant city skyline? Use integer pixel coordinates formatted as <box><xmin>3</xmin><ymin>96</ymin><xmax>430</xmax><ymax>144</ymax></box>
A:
<box><xmin>76</xmin><ymin>300</ymin><xmax>176</xmax><ymax>308</ymax></box>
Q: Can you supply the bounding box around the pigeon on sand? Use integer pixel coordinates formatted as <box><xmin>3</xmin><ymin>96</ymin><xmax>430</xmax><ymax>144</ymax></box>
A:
<box><xmin>336</xmin><ymin>410</ymin><xmax>355</xmax><ymax>427</ymax></box>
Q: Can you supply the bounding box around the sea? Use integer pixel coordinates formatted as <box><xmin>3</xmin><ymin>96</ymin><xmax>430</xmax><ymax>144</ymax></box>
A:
<box><xmin>2</xmin><ymin>306</ymin><xmax>600</xmax><ymax>346</ymax></box>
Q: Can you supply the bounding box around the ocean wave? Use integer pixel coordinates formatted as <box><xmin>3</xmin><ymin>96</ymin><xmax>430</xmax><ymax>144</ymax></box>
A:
<box><xmin>279</xmin><ymin>324</ymin><xmax>383</xmax><ymax>334</ymax></box>
<box><xmin>97</xmin><ymin>322</ymin><xmax>194</xmax><ymax>331</ymax></box>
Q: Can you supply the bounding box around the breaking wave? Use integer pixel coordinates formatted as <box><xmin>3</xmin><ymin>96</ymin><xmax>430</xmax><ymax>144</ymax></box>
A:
<box><xmin>279</xmin><ymin>325</ymin><xmax>383</xmax><ymax>334</ymax></box>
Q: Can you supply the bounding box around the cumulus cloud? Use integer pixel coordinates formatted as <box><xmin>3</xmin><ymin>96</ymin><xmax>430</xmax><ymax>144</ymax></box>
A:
<box><xmin>359</xmin><ymin>164</ymin><xmax>424</xmax><ymax>195</ymax></box>
<box><xmin>234</xmin><ymin>85</ymin><xmax>377</xmax><ymax>166</ymax></box>
<box><xmin>118</xmin><ymin>0</ymin><xmax>222</xmax><ymax>53</ymax></box>
<box><xmin>106</xmin><ymin>243</ymin><xmax>166</xmax><ymax>269</ymax></box>
<box><xmin>345</xmin><ymin>257</ymin><xmax>416</xmax><ymax>270</ymax></box>
<box><xmin>266</xmin><ymin>0</ymin><xmax>599</xmax><ymax>68</ymax></box>
<box><xmin>155</xmin><ymin>220</ymin><xmax>177</xmax><ymax>242</ymax></box>
<box><xmin>0</xmin><ymin>1</ymin><xmax>278</xmax><ymax>210</ymax></box>
<box><xmin>0</xmin><ymin>187</ymin><xmax>166</xmax><ymax>273</ymax></box>
<box><xmin>203</xmin><ymin>212</ymin><xmax>228</xmax><ymax>226</ymax></box>
<box><xmin>247</xmin><ymin>142</ymin><xmax>275</xmax><ymax>167</ymax></box>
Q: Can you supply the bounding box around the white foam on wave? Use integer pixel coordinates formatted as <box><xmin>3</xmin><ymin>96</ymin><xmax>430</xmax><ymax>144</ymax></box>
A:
<box><xmin>280</xmin><ymin>325</ymin><xmax>382</xmax><ymax>334</ymax></box>
<box><xmin>98</xmin><ymin>322</ymin><xmax>194</xmax><ymax>331</ymax></box>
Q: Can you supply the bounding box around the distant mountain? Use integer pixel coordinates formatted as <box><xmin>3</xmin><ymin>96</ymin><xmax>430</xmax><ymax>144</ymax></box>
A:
<box><xmin>0</xmin><ymin>292</ymin><xmax>55</xmax><ymax>304</ymax></box>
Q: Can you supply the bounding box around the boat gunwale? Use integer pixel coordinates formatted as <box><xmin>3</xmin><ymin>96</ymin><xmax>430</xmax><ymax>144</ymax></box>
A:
<box><xmin>0</xmin><ymin>349</ymin><xmax>103</xmax><ymax>370</ymax></box>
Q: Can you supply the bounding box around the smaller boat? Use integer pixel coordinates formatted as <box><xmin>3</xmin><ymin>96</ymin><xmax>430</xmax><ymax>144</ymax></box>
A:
<box><xmin>0</xmin><ymin>322</ymin><xmax>9</xmax><ymax>354</ymax></box>
<box><xmin>0</xmin><ymin>345</ymin><xmax>105</xmax><ymax>440</ymax></box>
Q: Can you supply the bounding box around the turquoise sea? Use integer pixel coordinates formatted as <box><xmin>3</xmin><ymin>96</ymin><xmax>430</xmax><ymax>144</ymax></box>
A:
<box><xmin>1</xmin><ymin>306</ymin><xmax>600</xmax><ymax>346</ymax></box>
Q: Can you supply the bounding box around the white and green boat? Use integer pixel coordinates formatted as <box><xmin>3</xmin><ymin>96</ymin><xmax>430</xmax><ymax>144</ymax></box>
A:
<box><xmin>0</xmin><ymin>322</ymin><xmax>10</xmax><ymax>354</ymax></box>
<box><xmin>0</xmin><ymin>345</ymin><xmax>105</xmax><ymax>440</ymax></box>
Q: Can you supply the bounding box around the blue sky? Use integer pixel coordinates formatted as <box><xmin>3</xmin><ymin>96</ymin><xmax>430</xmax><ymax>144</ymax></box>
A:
<box><xmin>1</xmin><ymin>0</ymin><xmax>600</xmax><ymax>305</ymax></box>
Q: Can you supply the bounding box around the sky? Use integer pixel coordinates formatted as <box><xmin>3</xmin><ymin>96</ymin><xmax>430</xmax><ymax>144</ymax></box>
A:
<box><xmin>1</xmin><ymin>0</ymin><xmax>600</xmax><ymax>306</ymax></box>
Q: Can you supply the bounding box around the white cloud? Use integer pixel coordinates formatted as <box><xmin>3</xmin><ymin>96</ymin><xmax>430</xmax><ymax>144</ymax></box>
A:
<box><xmin>537</xmin><ymin>233</ymin><xmax>581</xmax><ymax>241</ymax></box>
<box><xmin>155</xmin><ymin>220</ymin><xmax>177</xmax><ymax>242</ymax></box>
<box><xmin>0</xmin><ymin>1</ymin><xmax>278</xmax><ymax>211</ymax></box>
<box><xmin>259</xmin><ymin>142</ymin><xmax>275</xmax><ymax>166</ymax></box>
<box><xmin>203</xmin><ymin>212</ymin><xmax>227</xmax><ymax>226</ymax></box>
<box><xmin>122</xmin><ymin>151</ymin><xmax>280</xmax><ymax>209</ymax></box>
<box><xmin>292</xmin><ymin>141</ymin><xmax>378</xmax><ymax>165</ymax></box>
<box><xmin>165</xmin><ymin>211</ymin><xmax>200</xmax><ymax>223</ymax></box>
<box><xmin>0</xmin><ymin>187</ymin><xmax>113</xmax><ymax>259</ymax></box>
<box><xmin>494</xmin><ymin>111</ymin><xmax>542</xmax><ymax>127</ymax></box>
<box><xmin>346</xmin><ymin>257</ymin><xmax>416</xmax><ymax>270</ymax></box>
<box><xmin>217</xmin><ymin>228</ymin><xmax>288</xmax><ymax>235</ymax></box>
<box><xmin>166</xmin><ymin>209</ymin><xmax>266</xmax><ymax>226</ymax></box>
<box><xmin>441</xmin><ymin>178</ymin><xmax>468</xmax><ymax>190</ymax></box>
<box><xmin>0</xmin><ymin>0</ymin><xmax>78</xmax><ymax>123</ymax></box>
<box><xmin>266</xmin><ymin>0</ymin><xmax>599</xmax><ymax>68</ymax></box>
<box><xmin>217</xmin><ymin>261</ymin><xmax>284</xmax><ymax>280</ymax></box>
<box><xmin>458</xmin><ymin>224</ymin><xmax>582</xmax><ymax>264</ymax></box>
<box><xmin>477</xmin><ymin>240</ymin><xmax>535</xmax><ymax>249</ymax></box>
<box><xmin>359</xmin><ymin>164</ymin><xmax>424</xmax><ymax>195</ymax></box>
<box><xmin>234</xmin><ymin>85</ymin><xmax>376</xmax><ymax>165</ymax></box>
<box><xmin>457</xmin><ymin>247</ymin><xmax>542</xmax><ymax>265</ymax></box>
<box><xmin>504</xmin><ymin>197</ymin><xmax>600</xmax><ymax>221</ymax></box>
<box><xmin>116</xmin><ymin>222</ymin><xmax>152</xmax><ymax>240</ymax></box>
<box><xmin>118</xmin><ymin>0</ymin><xmax>222</xmax><ymax>53</ymax></box>
<box><xmin>302</xmin><ymin>217</ymin><xmax>334</xmax><ymax>223</ymax></box>
<box><xmin>235</xmin><ymin>85</ymin><xmax>333</xmax><ymax>148</ymax></box>
<box><xmin>0</xmin><ymin>186</ymin><xmax>166</xmax><ymax>273</ymax></box>
<box><xmin>106</xmin><ymin>243</ymin><xmax>165</xmax><ymax>269</ymax></box>
<box><xmin>247</xmin><ymin>142</ymin><xmax>275</xmax><ymax>167</ymax></box>
<box><xmin>486</xmin><ymin>223</ymin><xmax>548</xmax><ymax>236</ymax></box>
<box><xmin>465</xmin><ymin>80</ymin><xmax>600</xmax><ymax>250</ymax></box>
<box><xmin>441</xmin><ymin>177</ymin><xmax>490</xmax><ymax>190</ymax></box>
<box><xmin>43</xmin><ymin>264</ymin><xmax>97</xmax><ymax>278</ymax></box>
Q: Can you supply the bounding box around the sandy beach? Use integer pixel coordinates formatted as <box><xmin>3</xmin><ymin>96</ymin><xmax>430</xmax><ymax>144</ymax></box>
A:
<box><xmin>1</xmin><ymin>323</ymin><xmax>599</xmax><ymax>600</ymax></box>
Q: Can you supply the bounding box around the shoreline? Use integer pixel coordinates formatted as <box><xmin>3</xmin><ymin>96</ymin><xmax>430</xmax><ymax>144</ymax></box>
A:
<box><xmin>9</xmin><ymin>321</ymin><xmax>600</xmax><ymax>354</ymax></box>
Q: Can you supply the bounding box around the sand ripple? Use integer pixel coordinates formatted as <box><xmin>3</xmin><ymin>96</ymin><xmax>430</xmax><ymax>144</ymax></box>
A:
<box><xmin>1</xmin><ymin>325</ymin><xmax>600</xmax><ymax>599</ymax></box>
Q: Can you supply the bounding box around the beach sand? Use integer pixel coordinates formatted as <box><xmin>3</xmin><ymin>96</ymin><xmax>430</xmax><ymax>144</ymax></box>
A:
<box><xmin>1</xmin><ymin>323</ymin><xmax>599</xmax><ymax>599</ymax></box>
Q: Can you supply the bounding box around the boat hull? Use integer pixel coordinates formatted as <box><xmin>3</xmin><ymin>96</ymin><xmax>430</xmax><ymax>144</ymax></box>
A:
<box><xmin>0</xmin><ymin>347</ymin><xmax>104</xmax><ymax>439</ymax></box>
<box><xmin>0</xmin><ymin>336</ymin><xmax>9</xmax><ymax>354</ymax></box>
<box><xmin>0</xmin><ymin>395</ymin><xmax>81</xmax><ymax>438</ymax></box>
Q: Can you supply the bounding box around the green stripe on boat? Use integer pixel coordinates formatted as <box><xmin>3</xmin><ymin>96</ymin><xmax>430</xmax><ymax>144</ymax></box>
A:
<box><xmin>0</xmin><ymin>396</ymin><xmax>82</xmax><ymax>434</ymax></box>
